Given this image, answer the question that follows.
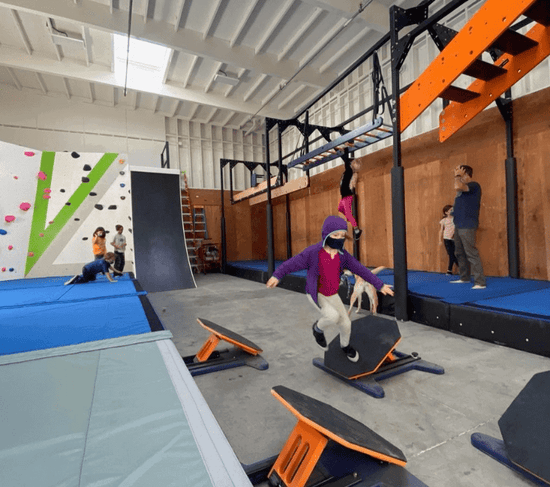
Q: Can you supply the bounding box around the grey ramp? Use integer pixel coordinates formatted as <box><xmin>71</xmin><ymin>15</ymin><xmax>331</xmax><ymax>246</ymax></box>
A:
<box><xmin>131</xmin><ymin>169</ymin><xmax>195</xmax><ymax>292</ymax></box>
<box><xmin>0</xmin><ymin>333</ymin><xmax>252</xmax><ymax>487</ymax></box>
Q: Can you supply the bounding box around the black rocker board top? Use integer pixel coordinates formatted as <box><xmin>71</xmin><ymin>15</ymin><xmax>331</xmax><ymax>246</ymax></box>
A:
<box><xmin>498</xmin><ymin>371</ymin><xmax>550</xmax><ymax>484</ymax></box>
<box><xmin>197</xmin><ymin>318</ymin><xmax>262</xmax><ymax>354</ymax></box>
<box><xmin>324</xmin><ymin>315</ymin><xmax>402</xmax><ymax>379</ymax></box>
<box><xmin>272</xmin><ymin>385</ymin><xmax>407</xmax><ymax>465</ymax></box>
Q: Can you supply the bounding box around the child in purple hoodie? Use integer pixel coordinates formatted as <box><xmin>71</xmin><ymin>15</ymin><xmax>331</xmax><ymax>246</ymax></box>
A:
<box><xmin>266</xmin><ymin>215</ymin><xmax>394</xmax><ymax>362</ymax></box>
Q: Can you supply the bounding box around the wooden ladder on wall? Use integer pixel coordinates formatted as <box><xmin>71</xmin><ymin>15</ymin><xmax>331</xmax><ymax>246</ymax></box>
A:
<box><xmin>181</xmin><ymin>174</ymin><xmax>200</xmax><ymax>273</ymax></box>
<box><xmin>399</xmin><ymin>0</ymin><xmax>550</xmax><ymax>141</ymax></box>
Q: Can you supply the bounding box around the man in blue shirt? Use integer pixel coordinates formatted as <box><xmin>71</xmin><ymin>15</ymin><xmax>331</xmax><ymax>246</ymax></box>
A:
<box><xmin>450</xmin><ymin>165</ymin><xmax>486</xmax><ymax>289</ymax></box>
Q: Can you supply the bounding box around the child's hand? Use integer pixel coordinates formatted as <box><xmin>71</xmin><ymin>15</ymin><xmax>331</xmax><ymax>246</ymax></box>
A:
<box><xmin>379</xmin><ymin>284</ymin><xmax>394</xmax><ymax>296</ymax></box>
<box><xmin>266</xmin><ymin>277</ymin><xmax>279</xmax><ymax>288</ymax></box>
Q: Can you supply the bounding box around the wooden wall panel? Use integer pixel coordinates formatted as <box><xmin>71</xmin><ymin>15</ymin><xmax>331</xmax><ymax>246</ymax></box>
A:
<box><xmin>188</xmin><ymin>84</ymin><xmax>550</xmax><ymax>280</ymax></box>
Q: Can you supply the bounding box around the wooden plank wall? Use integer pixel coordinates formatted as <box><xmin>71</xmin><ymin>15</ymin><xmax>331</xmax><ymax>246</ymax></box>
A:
<box><xmin>189</xmin><ymin>84</ymin><xmax>550</xmax><ymax>279</ymax></box>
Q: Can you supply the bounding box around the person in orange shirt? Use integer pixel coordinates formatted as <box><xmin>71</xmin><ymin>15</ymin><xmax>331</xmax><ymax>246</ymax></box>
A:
<box><xmin>92</xmin><ymin>227</ymin><xmax>107</xmax><ymax>260</ymax></box>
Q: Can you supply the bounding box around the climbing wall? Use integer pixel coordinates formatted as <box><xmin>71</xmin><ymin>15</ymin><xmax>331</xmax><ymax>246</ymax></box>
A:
<box><xmin>0</xmin><ymin>141</ymin><xmax>135</xmax><ymax>280</ymax></box>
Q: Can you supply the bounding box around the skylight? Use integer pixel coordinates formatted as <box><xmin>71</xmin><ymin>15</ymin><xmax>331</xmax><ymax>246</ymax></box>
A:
<box><xmin>112</xmin><ymin>34</ymin><xmax>172</xmax><ymax>90</ymax></box>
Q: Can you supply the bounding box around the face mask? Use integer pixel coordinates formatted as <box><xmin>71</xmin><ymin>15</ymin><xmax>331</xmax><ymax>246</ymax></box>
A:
<box><xmin>325</xmin><ymin>236</ymin><xmax>345</xmax><ymax>251</ymax></box>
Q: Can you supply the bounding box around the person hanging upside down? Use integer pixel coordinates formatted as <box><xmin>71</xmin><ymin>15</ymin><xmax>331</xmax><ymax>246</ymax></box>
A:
<box><xmin>266</xmin><ymin>216</ymin><xmax>394</xmax><ymax>362</ymax></box>
<box><xmin>338</xmin><ymin>154</ymin><xmax>363</xmax><ymax>240</ymax></box>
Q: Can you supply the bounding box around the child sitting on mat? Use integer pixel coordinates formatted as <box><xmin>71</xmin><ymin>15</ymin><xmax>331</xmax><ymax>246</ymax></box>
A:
<box><xmin>64</xmin><ymin>252</ymin><xmax>118</xmax><ymax>285</ymax></box>
<box><xmin>266</xmin><ymin>215</ymin><xmax>393</xmax><ymax>362</ymax></box>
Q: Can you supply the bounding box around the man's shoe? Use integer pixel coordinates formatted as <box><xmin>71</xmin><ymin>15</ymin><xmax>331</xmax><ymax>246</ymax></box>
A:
<box><xmin>450</xmin><ymin>279</ymin><xmax>470</xmax><ymax>284</ymax></box>
<box><xmin>312</xmin><ymin>322</ymin><xmax>328</xmax><ymax>351</ymax></box>
<box><xmin>341</xmin><ymin>344</ymin><xmax>359</xmax><ymax>363</ymax></box>
<box><xmin>353</xmin><ymin>228</ymin><xmax>362</xmax><ymax>240</ymax></box>
<box><xmin>64</xmin><ymin>275</ymin><xmax>78</xmax><ymax>286</ymax></box>
<box><xmin>472</xmin><ymin>284</ymin><xmax>487</xmax><ymax>289</ymax></box>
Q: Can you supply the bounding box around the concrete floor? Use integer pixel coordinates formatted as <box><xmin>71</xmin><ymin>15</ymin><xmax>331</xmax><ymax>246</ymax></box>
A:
<box><xmin>148</xmin><ymin>273</ymin><xmax>550</xmax><ymax>487</ymax></box>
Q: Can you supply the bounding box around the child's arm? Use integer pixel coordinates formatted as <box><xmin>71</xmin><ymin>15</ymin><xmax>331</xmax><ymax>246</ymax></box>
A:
<box><xmin>349</xmin><ymin>172</ymin><xmax>358</xmax><ymax>191</ymax></box>
<box><xmin>110</xmin><ymin>238</ymin><xmax>117</xmax><ymax>249</ymax></box>
<box><xmin>439</xmin><ymin>223</ymin><xmax>444</xmax><ymax>244</ymax></box>
<box><xmin>267</xmin><ymin>250</ymin><xmax>309</xmax><ymax>288</ymax></box>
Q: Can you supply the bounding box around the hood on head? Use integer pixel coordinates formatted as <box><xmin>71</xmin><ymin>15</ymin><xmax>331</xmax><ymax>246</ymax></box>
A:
<box><xmin>321</xmin><ymin>215</ymin><xmax>348</xmax><ymax>246</ymax></box>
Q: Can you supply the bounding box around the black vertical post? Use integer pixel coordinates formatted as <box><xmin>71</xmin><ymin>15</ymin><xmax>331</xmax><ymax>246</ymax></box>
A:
<box><xmin>503</xmin><ymin>95</ymin><xmax>519</xmax><ymax>278</ymax></box>
<box><xmin>265</xmin><ymin>122</ymin><xmax>275</xmax><ymax>277</ymax></box>
<box><xmin>229</xmin><ymin>162</ymin><xmax>234</xmax><ymax>203</ymax></box>
<box><xmin>304</xmin><ymin>111</ymin><xmax>310</xmax><ymax>178</ymax></box>
<box><xmin>279</xmin><ymin>122</ymin><xmax>292</xmax><ymax>259</ymax></box>
<box><xmin>390</xmin><ymin>6</ymin><xmax>409</xmax><ymax>321</ymax></box>
<box><xmin>352</xmin><ymin>191</ymin><xmax>359</xmax><ymax>259</ymax></box>
<box><xmin>220</xmin><ymin>160</ymin><xmax>227</xmax><ymax>273</ymax></box>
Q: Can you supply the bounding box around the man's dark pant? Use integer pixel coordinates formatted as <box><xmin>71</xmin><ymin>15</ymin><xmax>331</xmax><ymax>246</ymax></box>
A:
<box><xmin>114</xmin><ymin>252</ymin><xmax>125</xmax><ymax>273</ymax></box>
<box><xmin>454</xmin><ymin>228</ymin><xmax>486</xmax><ymax>286</ymax></box>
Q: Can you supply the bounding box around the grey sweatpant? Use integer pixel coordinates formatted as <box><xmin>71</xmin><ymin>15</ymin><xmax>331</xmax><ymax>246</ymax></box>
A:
<box><xmin>454</xmin><ymin>228</ymin><xmax>486</xmax><ymax>286</ymax></box>
<box><xmin>307</xmin><ymin>292</ymin><xmax>352</xmax><ymax>347</ymax></box>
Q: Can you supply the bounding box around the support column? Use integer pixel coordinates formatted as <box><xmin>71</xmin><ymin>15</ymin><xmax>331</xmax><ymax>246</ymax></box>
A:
<box><xmin>265</xmin><ymin>121</ymin><xmax>275</xmax><ymax>277</ymax></box>
<box><xmin>220</xmin><ymin>160</ymin><xmax>227</xmax><ymax>273</ymax></box>
<box><xmin>390</xmin><ymin>6</ymin><xmax>409</xmax><ymax>321</ymax></box>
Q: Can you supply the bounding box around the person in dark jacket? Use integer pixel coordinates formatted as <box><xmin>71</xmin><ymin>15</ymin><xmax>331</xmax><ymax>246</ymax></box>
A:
<box><xmin>266</xmin><ymin>215</ymin><xmax>393</xmax><ymax>362</ymax></box>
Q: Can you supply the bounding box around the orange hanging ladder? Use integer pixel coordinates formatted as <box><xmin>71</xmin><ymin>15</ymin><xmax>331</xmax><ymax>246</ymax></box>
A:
<box><xmin>399</xmin><ymin>0</ymin><xmax>550</xmax><ymax>142</ymax></box>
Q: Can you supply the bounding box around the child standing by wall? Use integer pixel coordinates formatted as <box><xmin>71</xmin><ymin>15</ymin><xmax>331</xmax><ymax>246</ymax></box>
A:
<box><xmin>266</xmin><ymin>215</ymin><xmax>394</xmax><ymax>362</ymax></box>
<box><xmin>92</xmin><ymin>227</ymin><xmax>107</xmax><ymax>260</ymax></box>
<box><xmin>64</xmin><ymin>252</ymin><xmax>118</xmax><ymax>285</ymax></box>
<box><xmin>338</xmin><ymin>156</ymin><xmax>362</xmax><ymax>240</ymax></box>
<box><xmin>110</xmin><ymin>224</ymin><xmax>126</xmax><ymax>274</ymax></box>
<box><xmin>439</xmin><ymin>205</ymin><xmax>458</xmax><ymax>275</ymax></box>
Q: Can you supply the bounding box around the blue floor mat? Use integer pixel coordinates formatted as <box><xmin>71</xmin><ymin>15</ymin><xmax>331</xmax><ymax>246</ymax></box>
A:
<box><xmin>0</xmin><ymin>273</ymin><xmax>132</xmax><ymax>291</ymax></box>
<box><xmin>0</xmin><ymin>277</ymin><xmax>143</xmax><ymax>310</ymax></box>
<box><xmin>471</xmin><ymin>287</ymin><xmax>550</xmax><ymax>317</ymax></box>
<box><xmin>0</xmin><ymin>295</ymin><xmax>152</xmax><ymax>356</ymax></box>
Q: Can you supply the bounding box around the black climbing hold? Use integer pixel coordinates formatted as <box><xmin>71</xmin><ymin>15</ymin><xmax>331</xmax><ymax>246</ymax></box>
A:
<box><xmin>65</xmin><ymin>202</ymin><xmax>71</xmax><ymax>206</ymax></box>
<box><xmin>83</xmin><ymin>164</ymin><xmax>92</xmax><ymax>171</ymax></box>
<box><xmin>120</xmin><ymin>196</ymin><xmax>126</xmax><ymax>200</ymax></box>
<box><xmin>120</xmin><ymin>183</ymin><xmax>125</xmax><ymax>188</ymax></box>
<box><xmin>89</xmin><ymin>192</ymin><xmax>97</xmax><ymax>196</ymax></box>
<box><xmin>82</xmin><ymin>237</ymin><xmax>88</xmax><ymax>241</ymax></box>
<box><xmin>128</xmin><ymin>228</ymin><xmax>132</xmax><ymax>233</ymax></box>
<box><xmin>120</xmin><ymin>171</ymin><xmax>125</xmax><ymax>175</ymax></box>
<box><xmin>108</xmin><ymin>205</ymin><xmax>117</xmax><ymax>210</ymax></box>
<box><xmin>74</xmin><ymin>218</ymin><xmax>80</xmax><ymax>221</ymax></box>
<box><xmin>60</xmin><ymin>189</ymin><xmax>66</xmax><ymax>193</ymax></box>
<box><xmin>71</xmin><ymin>152</ymin><xmax>80</xmax><ymax>158</ymax></box>
<box><xmin>94</xmin><ymin>204</ymin><xmax>103</xmax><ymax>210</ymax></box>
<box><xmin>82</xmin><ymin>177</ymin><xmax>90</xmax><ymax>183</ymax></box>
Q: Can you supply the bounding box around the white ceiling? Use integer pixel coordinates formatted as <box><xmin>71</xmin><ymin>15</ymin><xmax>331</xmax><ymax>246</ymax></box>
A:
<box><xmin>0</xmin><ymin>0</ymin><xmax>416</xmax><ymax>132</ymax></box>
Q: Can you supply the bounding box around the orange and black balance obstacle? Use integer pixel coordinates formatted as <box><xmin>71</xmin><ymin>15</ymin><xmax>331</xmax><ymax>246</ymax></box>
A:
<box><xmin>313</xmin><ymin>315</ymin><xmax>444</xmax><ymax>398</ymax></box>
<box><xmin>472</xmin><ymin>370</ymin><xmax>550</xmax><ymax>486</ymax></box>
<box><xmin>182</xmin><ymin>318</ymin><xmax>268</xmax><ymax>376</ymax></box>
<box><xmin>243</xmin><ymin>385</ymin><xmax>429</xmax><ymax>487</ymax></box>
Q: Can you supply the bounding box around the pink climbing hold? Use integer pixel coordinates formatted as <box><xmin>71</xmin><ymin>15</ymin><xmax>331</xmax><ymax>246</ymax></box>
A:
<box><xmin>28</xmin><ymin>252</ymin><xmax>34</xmax><ymax>257</ymax></box>
<box><xmin>44</xmin><ymin>188</ymin><xmax>52</xmax><ymax>193</ymax></box>
<box><xmin>8</xmin><ymin>245</ymin><xmax>13</xmax><ymax>250</ymax></box>
<box><xmin>24</xmin><ymin>151</ymin><xmax>35</xmax><ymax>157</ymax></box>
<box><xmin>1</xmin><ymin>268</ymin><xmax>5</xmax><ymax>272</ymax></box>
<box><xmin>5</xmin><ymin>216</ymin><xmax>15</xmax><ymax>223</ymax></box>
<box><xmin>20</xmin><ymin>202</ymin><xmax>31</xmax><ymax>211</ymax></box>
<box><xmin>43</xmin><ymin>194</ymin><xmax>51</xmax><ymax>199</ymax></box>
<box><xmin>37</xmin><ymin>171</ymin><xmax>47</xmax><ymax>180</ymax></box>
<box><xmin>14</xmin><ymin>176</ymin><xmax>18</xmax><ymax>179</ymax></box>
<box><xmin>48</xmin><ymin>221</ymin><xmax>54</xmax><ymax>224</ymax></box>
<box><xmin>39</xmin><ymin>233</ymin><xmax>45</xmax><ymax>237</ymax></box>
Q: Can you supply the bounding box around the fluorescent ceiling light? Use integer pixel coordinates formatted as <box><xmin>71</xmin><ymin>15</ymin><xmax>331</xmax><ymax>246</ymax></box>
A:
<box><xmin>112</xmin><ymin>34</ymin><xmax>172</xmax><ymax>89</ymax></box>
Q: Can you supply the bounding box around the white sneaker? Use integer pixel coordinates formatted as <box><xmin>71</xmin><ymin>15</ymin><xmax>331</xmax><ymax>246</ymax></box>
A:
<box><xmin>450</xmin><ymin>279</ymin><xmax>470</xmax><ymax>284</ymax></box>
<box><xmin>64</xmin><ymin>275</ymin><xmax>78</xmax><ymax>285</ymax></box>
<box><xmin>472</xmin><ymin>285</ymin><xmax>487</xmax><ymax>289</ymax></box>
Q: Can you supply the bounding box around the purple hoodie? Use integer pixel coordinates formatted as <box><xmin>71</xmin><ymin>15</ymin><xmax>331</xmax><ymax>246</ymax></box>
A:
<box><xmin>272</xmin><ymin>215</ymin><xmax>384</xmax><ymax>305</ymax></box>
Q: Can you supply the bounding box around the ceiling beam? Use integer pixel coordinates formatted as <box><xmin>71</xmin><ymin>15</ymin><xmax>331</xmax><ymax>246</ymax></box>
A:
<box><xmin>277</xmin><ymin>7</ymin><xmax>323</xmax><ymax>62</ymax></box>
<box><xmin>130</xmin><ymin>90</ymin><xmax>137</xmax><ymax>110</ymax></box>
<box><xmin>170</xmin><ymin>100</ymin><xmax>181</xmax><ymax>118</ymax></box>
<box><xmin>243</xmin><ymin>73</ymin><xmax>268</xmax><ymax>102</ymax></box>
<box><xmin>299</xmin><ymin>0</ymin><xmax>389</xmax><ymax>33</ymax></box>
<box><xmin>205</xmin><ymin>107</ymin><xmax>218</xmax><ymax>124</ymax></box>
<box><xmin>173</xmin><ymin>0</ymin><xmax>186</xmax><ymax>31</ymax></box>
<box><xmin>278</xmin><ymin>84</ymin><xmax>307</xmax><ymax>110</ymax></box>
<box><xmin>62</xmin><ymin>77</ymin><xmax>71</xmax><ymax>99</ymax></box>
<box><xmin>162</xmin><ymin>49</ymin><xmax>175</xmax><ymax>84</ymax></box>
<box><xmin>143</xmin><ymin>0</ymin><xmax>151</xmax><ymax>22</ymax></box>
<box><xmin>0</xmin><ymin>0</ymin><xmax>332</xmax><ymax>88</ymax></box>
<box><xmin>221</xmin><ymin>110</ymin><xmax>235</xmax><ymax>126</ymax></box>
<box><xmin>188</xmin><ymin>103</ymin><xmax>200</xmax><ymax>121</ymax></box>
<box><xmin>153</xmin><ymin>95</ymin><xmax>160</xmax><ymax>113</ymax></box>
<box><xmin>298</xmin><ymin>17</ymin><xmax>347</xmax><ymax>68</ymax></box>
<box><xmin>10</xmin><ymin>9</ymin><xmax>32</xmax><ymax>55</ymax></box>
<box><xmin>203</xmin><ymin>0</ymin><xmax>223</xmax><ymax>40</ymax></box>
<box><xmin>254</xmin><ymin>0</ymin><xmax>295</xmax><ymax>55</ymax></box>
<box><xmin>82</xmin><ymin>26</ymin><xmax>93</xmax><ymax>66</ymax></box>
<box><xmin>205</xmin><ymin>61</ymin><xmax>223</xmax><ymax>93</ymax></box>
<box><xmin>224</xmin><ymin>67</ymin><xmax>246</xmax><ymax>97</ymax></box>
<box><xmin>88</xmin><ymin>82</ymin><xmax>94</xmax><ymax>102</ymax></box>
<box><xmin>110</xmin><ymin>86</ymin><xmax>115</xmax><ymax>107</ymax></box>
<box><xmin>7</xmin><ymin>67</ymin><xmax>22</xmax><ymax>90</ymax></box>
<box><xmin>0</xmin><ymin>45</ymin><xmax>294</xmax><ymax>118</ymax></box>
<box><xmin>35</xmin><ymin>72</ymin><xmax>47</xmax><ymax>93</ymax></box>
<box><xmin>182</xmin><ymin>54</ymin><xmax>199</xmax><ymax>88</ymax></box>
<box><xmin>229</xmin><ymin>0</ymin><xmax>260</xmax><ymax>48</ymax></box>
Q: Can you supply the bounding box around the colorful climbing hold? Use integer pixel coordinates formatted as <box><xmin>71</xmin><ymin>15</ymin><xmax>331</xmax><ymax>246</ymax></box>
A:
<box><xmin>120</xmin><ymin>183</ymin><xmax>125</xmax><ymax>188</ymax></box>
<box><xmin>44</xmin><ymin>188</ymin><xmax>52</xmax><ymax>193</ymax></box>
<box><xmin>43</xmin><ymin>194</ymin><xmax>51</xmax><ymax>199</ymax></box>
<box><xmin>119</xmin><ymin>159</ymin><xmax>125</xmax><ymax>164</ymax></box>
<box><xmin>28</xmin><ymin>252</ymin><xmax>34</xmax><ymax>257</ymax></box>
<box><xmin>13</xmin><ymin>176</ymin><xmax>18</xmax><ymax>180</ymax></box>
<box><xmin>39</xmin><ymin>233</ymin><xmax>44</xmax><ymax>237</ymax></box>
<box><xmin>8</xmin><ymin>245</ymin><xmax>13</xmax><ymax>250</ymax></box>
<box><xmin>9</xmin><ymin>268</ymin><xmax>14</xmax><ymax>272</ymax></box>
<box><xmin>24</xmin><ymin>151</ymin><xmax>35</xmax><ymax>157</ymax></box>
<box><xmin>5</xmin><ymin>216</ymin><xmax>15</xmax><ymax>223</ymax></box>
<box><xmin>1</xmin><ymin>268</ymin><xmax>5</xmax><ymax>272</ymax></box>
<box><xmin>0</xmin><ymin>229</ymin><xmax>6</xmax><ymax>235</ymax></box>
<box><xmin>19</xmin><ymin>202</ymin><xmax>31</xmax><ymax>211</ymax></box>
<box><xmin>37</xmin><ymin>171</ymin><xmax>47</xmax><ymax>180</ymax></box>
<box><xmin>48</xmin><ymin>221</ymin><xmax>54</xmax><ymax>224</ymax></box>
